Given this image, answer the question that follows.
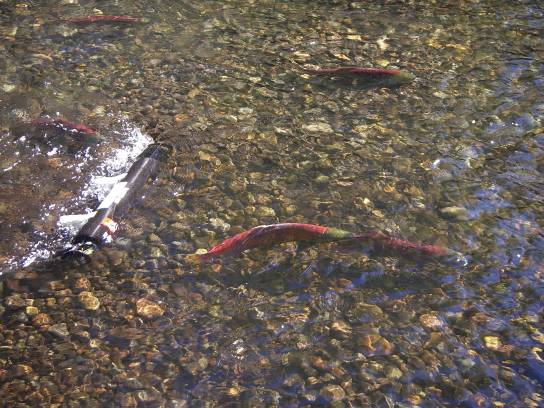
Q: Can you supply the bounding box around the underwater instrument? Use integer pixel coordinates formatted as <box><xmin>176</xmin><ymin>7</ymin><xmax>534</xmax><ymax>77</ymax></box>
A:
<box><xmin>58</xmin><ymin>143</ymin><xmax>171</xmax><ymax>260</ymax></box>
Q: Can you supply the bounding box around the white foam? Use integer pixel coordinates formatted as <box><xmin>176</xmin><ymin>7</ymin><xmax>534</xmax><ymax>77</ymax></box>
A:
<box><xmin>84</xmin><ymin>121</ymin><xmax>152</xmax><ymax>201</ymax></box>
<box><xmin>3</xmin><ymin>119</ymin><xmax>153</xmax><ymax>273</ymax></box>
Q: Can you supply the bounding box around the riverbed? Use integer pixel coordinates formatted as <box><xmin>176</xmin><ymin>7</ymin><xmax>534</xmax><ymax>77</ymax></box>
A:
<box><xmin>1</xmin><ymin>1</ymin><xmax>543</xmax><ymax>406</ymax></box>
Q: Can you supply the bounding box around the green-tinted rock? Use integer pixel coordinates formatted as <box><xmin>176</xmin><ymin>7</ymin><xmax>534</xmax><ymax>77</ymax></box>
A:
<box><xmin>78</xmin><ymin>291</ymin><xmax>100</xmax><ymax>311</ymax></box>
<box><xmin>320</xmin><ymin>384</ymin><xmax>346</xmax><ymax>402</ymax></box>
<box><xmin>439</xmin><ymin>206</ymin><xmax>470</xmax><ymax>221</ymax></box>
<box><xmin>48</xmin><ymin>323</ymin><xmax>70</xmax><ymax>338</ymax></box>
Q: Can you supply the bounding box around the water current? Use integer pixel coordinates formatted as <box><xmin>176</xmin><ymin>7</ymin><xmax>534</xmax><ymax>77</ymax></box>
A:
<box><xmin>0</xmin><ymin>1</ymin><xmax>543</xmax><ymax>406</ymax></box>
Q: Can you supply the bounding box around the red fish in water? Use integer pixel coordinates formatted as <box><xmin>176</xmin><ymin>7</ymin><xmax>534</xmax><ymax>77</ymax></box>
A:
<box><xmin>31</xmin><ymin>118</ymin><xmax>96</xmax><ymax>135</ymax></box>
<box><xmin>197</xmin><ymin>223</ymin><xmax>335</xmax><ymax>261</ymax></box>
<box><xmin>65</xmin><ymin>15</ymin><xmax>141</xmax><ymax>25</ymax></box>
<box><xmin>196</xmin><ymin>223</ymin><xmax>458</xmax><ymax>263</ymax></box>
<box><xmin>330</xmin><ymin>231</ymin><xmax>451</xmax><ymax>258</ymax></box>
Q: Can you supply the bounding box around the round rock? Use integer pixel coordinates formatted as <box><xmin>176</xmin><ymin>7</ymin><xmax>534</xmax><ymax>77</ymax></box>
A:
<box><xmin>136</xmin><ymin>298</ymin><xmax>164</xmax><ymax>320</ymax></box>
<box><xmin>48</xmin><ymin>323</ymin><xmax>70</xmax><ymax>338</ymax></box>
<box><xmin>320</xmin><ymin>384</ymin><xmax>346</xmax><ymax>402</ymax></box>
<box><xmin>419</xmin><ymin>313</ymin><xmax>445</xmax><ymax>331</ymax></box>
<box><xmin>78</xmin><ymin>291</ymin><xmax>100</xmax><ymax>311</ymax></box>
<box><xmin>439</xmin><ymin>206</ymin><xmax>470</xmax><ymax>221</ymax></box>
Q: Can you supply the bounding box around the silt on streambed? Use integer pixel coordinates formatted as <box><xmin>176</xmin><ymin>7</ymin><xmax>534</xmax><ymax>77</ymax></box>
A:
<box><xmin>1</xmin><ymin>1</ymin><xmax>544</xmax><ymax>407</ymax></box>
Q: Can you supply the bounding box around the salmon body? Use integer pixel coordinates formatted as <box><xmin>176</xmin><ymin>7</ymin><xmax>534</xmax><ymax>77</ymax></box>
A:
<box><xmin>31</xmin><ymin>118</ymin><xmax>96</xmax><ymax>135</ymax></box>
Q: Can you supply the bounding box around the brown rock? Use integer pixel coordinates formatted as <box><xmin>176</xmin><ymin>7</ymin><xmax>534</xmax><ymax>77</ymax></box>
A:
<box><xmin>12</xmin><ymin>364</ymin><xmax>32</xmax><ymax>377</ymax></box>
<box><xmin>320</xmin><ymin>384</ymin><xmax>345</xmax><ymax>402</ymax></box>
<box><xmin>25</xmin><ymin>306</ymin><xmax>38</xmax><ymax>316</ymax></box>
<box><xmin>419</xmin><ymin>313</ymin><xmax>445</xmax><ymax>331</ymax></box>
<box><xmin>74</xmin><ymin>277</ymin><xmax>92</xmax><ymax>291</ymax></box>
<box><xmin>136</xmin><ymin>299</ymin><xmax>164</xmax><ymax>319</ymax></box>
<box><xmin>330</xmin><ymin>320</ymin><xmax>351</xmax><ymax>337</ymax></box>
<box><xmin>4</xmin><ymin>294</ymin><xmax>25</xmax><ymax>309</ymax></box>
<box><xmin>484</xmin><ymin>336</ymin><xmax>501</xmax><ymax>351</ymax></box>
<box><xmin>48</xmin><ymin>323</ymin><xmax>69</xmax><ymax>338</ymax></box>
<box><xmin>32</xmin><ymin>313</ymin><xmax>51</xmax><ymax>327</ymax></box>
<box><xmin>358</xmin><ymin>334</ymin><xmax>393</xmax><ymax>357</ymax></box>
<box><xmin>78</xmin><ymin>291</ymin><xmax>100</xmax><ymax>311</ymax></box>
<box><xmin>48</xmin><ymin>280</ymin><xmax>65</xmax><ymax>291</ymax></box>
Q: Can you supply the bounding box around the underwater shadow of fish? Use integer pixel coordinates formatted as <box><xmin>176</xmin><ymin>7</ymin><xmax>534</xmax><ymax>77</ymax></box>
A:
<box><xmin>64</xmin><ymin>16</ymin><xmax>142</xmax><ymax>25</ymax></box>
<box><xmin>204</xmin><ymin>245</ymin><xmax>465</xmax><ymax>297</ymax></box>
<box><xmin>229</xmin><ymin>256</ymin><xmax>463</xmax><ymax>298</ymax></box>
<box><xmin>308</xmin><ymin>74</ymin><xmax>414</xmax><ymax>91</ymax></box>
<box><xmin>0</xmin><ymin>254</ymin><xmax>86</xmax><ymax>295</ymax></box>
<box><xmin>299</xmin><ymin>66</ymin><xmax>414</xmax><ymax>90</ymax></box>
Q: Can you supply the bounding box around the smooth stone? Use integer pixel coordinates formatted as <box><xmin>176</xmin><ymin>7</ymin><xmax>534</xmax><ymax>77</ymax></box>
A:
<box><xmin>147</xmin><ymin>233</ymin><xmax>162</xmax><ymax>243</ymax></box>
<box><xmin>320</xmin><ymin>384</ymin><xmax>346</xmax><ymax>402</ymax></box>
<box><xmin>1</xmin><ymin>83</ymin><xmax>17</xmax><ymax>93</ymax></box>
<box><xmin>484</xmin><ymin>336</ymin><xmax>501</xmax><ymax>350</ymax></box>
<box><xmin>238</xmin><ymin>107</ymin><xmax>253</xmax><ymax>115</ymax></box>
<box><xmin>32</xmin><ymin>313</ymin><xmax>51</xmax><ymax>326</ymax></box>
<box><xmin>315</xmin><ymin>174</ymin><xmax>330</xmax><ymax>184</ymax></box>
<box><xmin>16</xmin><ymin>311</ymin><xmax>28</xmax><ymax>323</ymax></box>
<box><xmin>255</xmin><ymin>206</ymin><xmax>276</xmax><ymax>218</ymax></box>
<box><xmin>4</xmin><ymin>294</ymin><xmax>26</xmax><ymax>309</ymax></box>
<box><xmin>145</xmin><ymin>259</ymin><xmax>159</xmax><ymax>270</ymax></box>
<box><xmin>74</xmin><ymin>277</ymin><xmax>92</xmax><ymax>291</ymax></box>
<box><xmin>78</xmin><ymin>291</ymin><xmax>100</xmax><ymax>311</ymax></box>
<box><xmin>385</xmin><ymin>366</ymin><xmax>403</xmax><ymax>380</ymax></box>
<box><xmin>148</xmin><ymin>247</ymin><xmax>163</xmax><ymax>258</ymax></box>
<box><xmin>108</xmin><ymin>250</ymin><xmax>126</xmax><ymax>266</ymax></box>
<box><xmin>330</xmin><ymin>320</ymin><xmax>352</xmax><ymax>336</ymax></box>
<box><xmin>209</xmin><ymin>217</ymin><xmax>230</xmax><ymax>232</ymax></box>
<box><xmin>136</xmin><ymin>299</ymin><xmax>164</xmax><ymax>319</ymax></box>
<box><xmin>48</xmin><ymin>323</ymin><xmax>70</xmax><ymax>338</ymax></box>
<box><xmin>439</xmin><ymin>206</ymin><xmax>470</xmax><ymax>221</ymax></box>
<box><xmin>25</xmin><ymin>306</ymin><xmax>38</xmax><ymax>316</ymax></box>
<box><xmin>303</xmin><ymin>122</ymin><xmax>334</xmax><ymax>133</ymax></box>
<box><xmin>419</xmin><ymin>313</ymin><xmax>445</xmax><ymax>331</ymax></box>
<box><xmin>348</xmin><ymin>303</ymin><xmax>384</xmax><ymax>323</ymax></box>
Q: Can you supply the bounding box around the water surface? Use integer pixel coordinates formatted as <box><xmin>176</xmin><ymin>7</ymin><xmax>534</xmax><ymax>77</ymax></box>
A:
<box><xmin>1</xmin><ymin>1</ymin><xmax>543</xmax><ymax>406</ymax></box>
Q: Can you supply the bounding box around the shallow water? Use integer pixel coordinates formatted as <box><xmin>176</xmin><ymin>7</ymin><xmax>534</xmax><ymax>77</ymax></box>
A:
<box><xmin>1</xmin><ymin>1</ymin><xmax>543</xmax><ymax>406</ymax></box>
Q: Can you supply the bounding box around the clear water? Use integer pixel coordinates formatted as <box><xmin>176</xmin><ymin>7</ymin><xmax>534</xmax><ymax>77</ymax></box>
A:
<box><xmin>0</xmin><ymin>1</ymin><xmax>543</xmax><ymax>406</ymax></box>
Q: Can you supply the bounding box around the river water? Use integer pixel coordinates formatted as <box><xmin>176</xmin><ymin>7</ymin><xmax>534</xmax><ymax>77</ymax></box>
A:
<box><xmin>1</xmin><ymin>1</ymin><xmax>543</xmax><ymax>406</ymax></box>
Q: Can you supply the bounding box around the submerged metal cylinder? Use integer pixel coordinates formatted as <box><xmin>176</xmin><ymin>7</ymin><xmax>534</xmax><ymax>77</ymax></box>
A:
<box><xmin>60</xmin><ymin>143</ymin><xmax>172</xmax><ymax>259</ymax></box>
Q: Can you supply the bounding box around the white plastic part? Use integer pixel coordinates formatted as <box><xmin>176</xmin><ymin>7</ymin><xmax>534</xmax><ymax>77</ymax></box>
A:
<box><xmin>92</xmin><ymin>173</ymin><xmax>127</xmax><ymax>188</ymax></box>
<box><xmin>97</xmin><ymin>181</ymin><xmax>129</xmax><ymax>210</ymax></box>
<box><xmin>58</xmin><ymin>212</ymin><xmax>96</xmax><ymax>229</ymax></box>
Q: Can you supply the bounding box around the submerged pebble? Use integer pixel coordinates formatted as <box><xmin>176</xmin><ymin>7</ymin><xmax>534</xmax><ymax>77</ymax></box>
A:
<box><xmin>320</xmin><ymin>384</ymin><xmax>346</xmax><ymax>402</ymax></box>
<box><xmin>48</xmin><ymin>323</ymin><xmax>69</xmax><ymax>338</ymax></box>
<box><xmin>0</xmin><ymin>1</ymin><xmax>542</xmax><ymax>407</ymax></box>
<box><xmin>4</xmin><ymin>294</ymin><xmax>26</xmax><ymax>309</ymax></box>
<box><xmin>135</xmin><ymin>298</ymin><xmax>164</xmax><ymax>319</ymax></box>
<box><xmin>484</xmin><ymin>336</ymin><xmax>502</xmax><ymax>351</ymax></box>
<box><xmin>303</xmin><ymin>122</ymin><xmax>334</xmax><ymax>133</ymax></box>
<box><xmin>439</xmin><ymin>206</ymin><xmax>470</xmax><ymax>221</ymax></box>
<box><xmin>419</xmin><ymin>313</ymin><xmax>445</xmax><ymax>331</ymax></box>
<box><xmin>78</xmin><ymin>291</ymin><xmax>100</xmax><ymax>310</ymax></box>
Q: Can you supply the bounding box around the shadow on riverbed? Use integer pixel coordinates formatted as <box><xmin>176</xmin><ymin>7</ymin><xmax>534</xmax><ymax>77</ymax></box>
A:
<box><xmin>198</xmin><ymin>251</ymin><xmax>466</xmax><ymax>299</ymax></box>
<box><xmin>1</xmin><ymin>244</ymin><xmax>467</xmax><ymax>301</ymax></box>
<box><xmin>307</xmin><ymin>76</ymin><xmax>414</xmax><ymax>92</ymax></box>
